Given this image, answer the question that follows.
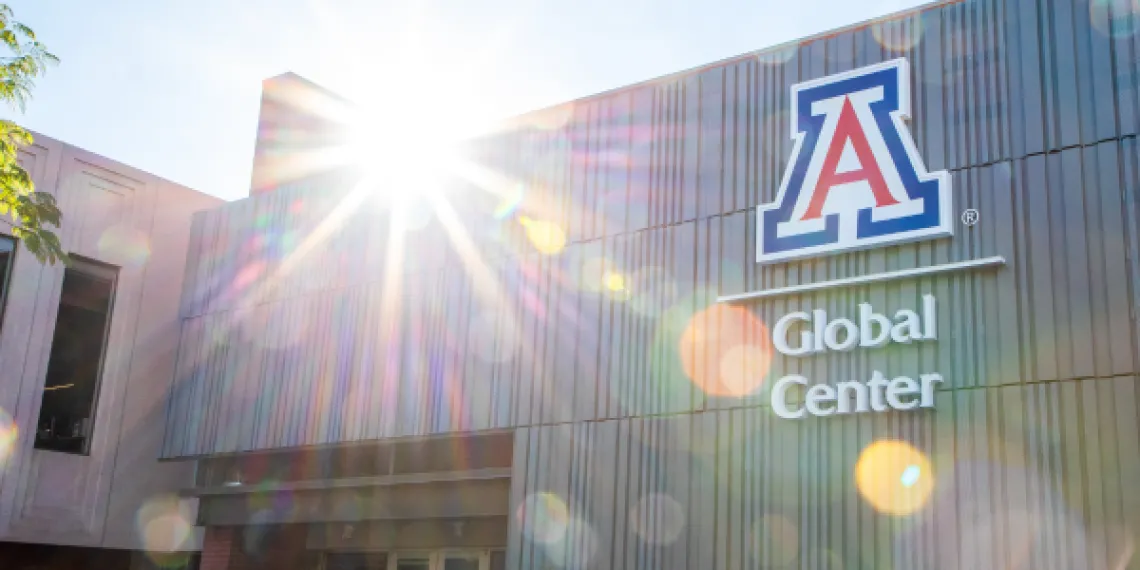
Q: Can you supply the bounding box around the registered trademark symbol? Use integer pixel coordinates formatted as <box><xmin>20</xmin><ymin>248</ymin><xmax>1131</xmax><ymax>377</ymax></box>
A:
<box><xmin>961</xmin><ymin>209</ymin><xmax>979</xmax><ymax>226</ymax></box>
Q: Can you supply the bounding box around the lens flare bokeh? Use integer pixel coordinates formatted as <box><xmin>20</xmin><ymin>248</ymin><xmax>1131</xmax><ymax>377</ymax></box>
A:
<box><xmin>541</xmin><ymin>516</ymin><xmax>598</xmax><ymax>570</ymax></box>
<box><xmin>518</xmin><ymin>216</ymin><xmax>566</xmax><ymax>255</ymax></box>
<box><xmin>604</xmin><ymin>271</ymin><xmax>625</xmax><ymax>293</ymax></box>
<box><xmin>679</xmin><ymin>304</ymin><xmax>773</xmax><ymax>397</ymax></box>
<box><xmin>1090</xmin><ymin>0</ymin><xmax>1140</xmax><ymax>38</ymax></box>
<box><xmin>97</xmin><ymin>224</ymin><xmax>152</xmax><ymax>267</ymax></box>
<box><xmin>517</xmin><ymin>492</ymin><xmax>570</xmax><ymax>544</ymax></box>
<box><xmin>577</xmin><ymin>255</ymin><xmax>615</xmax><ymax>294</ymax></box>
<box><xmin>756</xmin><ymin>46</ymin><xmax>797</xmax><ymax>66</ymax></box>
<box><xmin>493</xmin><ymin>183</ymin><xmax>525</xmax><ymax>220</ymax></box>
<box><xmin>870</xmin><ymin>14</ymin><xmax>925</xmax><ymax>53</ymax></box>
<box><xmin>855</xmin><ymin>439</ymin><xmax>934</xmax><ymax>516</ymax></box>
<box><xmin>0</xmin><ymin>407</ymin><xmax>17</xmax><ymax>464</ymax></box>
<box><xmin>136</xmin><ymin>495</ymin><xmax>195</xmax><ymax>565</ymax></box>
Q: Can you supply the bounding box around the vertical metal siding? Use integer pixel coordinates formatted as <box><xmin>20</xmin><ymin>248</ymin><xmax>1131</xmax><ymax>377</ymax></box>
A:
<box><xmin>162</xmin><ymin>24</ymin><xmax>1140</xmax><ymax>570</ymax></box>
<box><xmin>509</xmin><ymin>378</ymin><xmax>1140</xmax><ymax>570</ymax></box>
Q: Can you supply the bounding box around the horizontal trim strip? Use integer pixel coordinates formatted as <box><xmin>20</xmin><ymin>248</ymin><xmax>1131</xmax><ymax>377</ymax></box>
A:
<box><xmin>181</xmin><ymin>467</ymin><xmax>512</xmax><ymax>497</ymax></box>
<box><xmin>717</xmin><ymin>256</ymin><xmax>1007</xmax><ymax>304</ymax></box>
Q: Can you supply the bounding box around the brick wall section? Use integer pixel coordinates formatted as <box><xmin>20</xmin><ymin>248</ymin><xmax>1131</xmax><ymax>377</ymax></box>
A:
<box><xmin>199</xmin><ymin>525</ymin><xmax>313</xmax><ymax>570</ymax></box>
<box><xmin>200</xmin><ymin>526</ymin><xmax>241</xmax><ymax>570</ymax></box>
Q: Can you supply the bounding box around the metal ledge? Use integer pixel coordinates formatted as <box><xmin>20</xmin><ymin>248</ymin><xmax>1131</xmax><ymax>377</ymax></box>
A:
<box><xmin>180</xmin><ymin>467</ymin><xmax>512</xmax><ymax>497</ymax></box>
<box><xmin>717</xmin><ymin>256</ymin><xmax>1007</xmax><ymax>304</ymax></box>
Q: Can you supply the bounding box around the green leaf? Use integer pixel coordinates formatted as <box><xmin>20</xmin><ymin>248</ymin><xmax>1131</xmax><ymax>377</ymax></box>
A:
<box><xmin>0</xmin><ymin>3</ymin><xmax>64</xmax><ymax>266</ymax></box>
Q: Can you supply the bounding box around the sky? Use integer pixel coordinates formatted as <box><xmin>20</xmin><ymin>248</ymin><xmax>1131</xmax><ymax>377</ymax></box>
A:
<box><xmin>7</xmin><ymin>0</ymin><xmax>928</xmax><ymax>202</ymax></box>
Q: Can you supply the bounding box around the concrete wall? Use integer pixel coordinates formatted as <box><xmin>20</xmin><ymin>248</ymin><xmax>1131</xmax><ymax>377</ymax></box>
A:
<box><xmin>0</xmin><ymin>132</ymin><xmax>222</xmax><ymax>551</ymax></box>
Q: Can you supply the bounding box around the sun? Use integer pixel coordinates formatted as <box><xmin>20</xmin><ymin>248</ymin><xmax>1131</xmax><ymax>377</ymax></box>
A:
<box><xmin>254</xmin><ymin>63</ymin><xmax>496</xmax><ymax>205</ymax></box>
<box><xmin>343</xmin><ymin>105</ymin><xmax>461</xmax><ymax>202</ymax></box>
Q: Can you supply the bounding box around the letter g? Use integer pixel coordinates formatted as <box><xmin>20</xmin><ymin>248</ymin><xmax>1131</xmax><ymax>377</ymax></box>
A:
<box><xmin>773</xmin><ymin>312</ymin><xmax>813</xmax><ymax>356</ymax></box>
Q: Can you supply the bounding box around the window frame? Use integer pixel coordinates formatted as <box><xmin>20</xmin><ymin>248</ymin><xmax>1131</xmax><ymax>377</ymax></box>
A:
<box><xmin>0</xmin><ymin>234</ymin><xmax>18</xmax><ymax>333</ymax></box>
<box><xmin>34</xmin><ymin>254</ymin><xmax>120</xmax><ymax>455</ymax></box>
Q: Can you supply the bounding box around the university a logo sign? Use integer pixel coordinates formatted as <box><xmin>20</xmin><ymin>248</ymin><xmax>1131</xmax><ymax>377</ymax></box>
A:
<box><xmin>757</xmin><ymin>58</ymin><xmax>952</xmax><ymax>264</ymax></box>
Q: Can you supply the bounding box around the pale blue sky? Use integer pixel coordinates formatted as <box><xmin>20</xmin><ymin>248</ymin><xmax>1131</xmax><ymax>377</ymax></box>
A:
<box><xmin>7</xmin><ymin>0</ymin><xmax>926</xmax><ymax>201</ymax></box>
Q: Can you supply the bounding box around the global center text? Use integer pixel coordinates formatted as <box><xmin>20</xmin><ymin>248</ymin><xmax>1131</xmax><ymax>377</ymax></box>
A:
<box><xmin>768</xmin><ymin>294</ymin><xmax>944</xmax><ymax>419</ymax></box>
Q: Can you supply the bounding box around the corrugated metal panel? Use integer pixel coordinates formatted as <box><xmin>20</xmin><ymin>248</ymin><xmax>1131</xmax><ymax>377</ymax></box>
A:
<box><xmin>509</xmin><ymin>376</ymin><xmax>1140</xmax><ymax>570</ymax></box>
<box><xmin>173</xmin><ymin>0</ymin><xmax>1140</xmax><ymax>321</ymax></box>
<box><xmin>161</xmin><ymin>138</ymin><xmax>1140</xmax><ymax>457</ymax></box>
<box><xmin>164</xmin><ymin>0</ymin><xmax>1140</xmax><ymax>458</ymax></box>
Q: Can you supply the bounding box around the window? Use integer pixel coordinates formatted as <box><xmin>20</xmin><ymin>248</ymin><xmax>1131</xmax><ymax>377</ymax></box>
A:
<box><xmin>0</xmin><ymin>236</ymin><xmax>15</xmax><ymax>326</ymax></box>
<box><xmin>35</xmin><ymin>257</ymin><xmax>118</xmax><ymax>454</ymax></box>
<box><xmin>326</xmin><ymin>553</ymin><xmax>388</xmax><ymax>570</ymax></box>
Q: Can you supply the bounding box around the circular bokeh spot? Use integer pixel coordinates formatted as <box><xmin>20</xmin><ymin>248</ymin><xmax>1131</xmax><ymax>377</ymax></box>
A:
<box><xmin>0</xmin><ymin>407</ymin><xmax>16</xmax><ymax>464</ymax></box>
<box><xmin>136</xmin><ymin>495</ymin><xmax>194</xmax><ymax>560</ymax></box>
<box><xmin>871</xmin><ymin>14</ymin><xmax>925</xmax><ymax>52</ymax></box>
<box><xmin>756</xmin><ymin>46</ymin><xmax>797</xmax><ymax>66</ymax></box>
<box><xmin>679</xmin><ymin>304</ymin><xmax>774</xmax><ymax>397</ymax></box>
<box><xmin>1091</xmin><ymin>0</ymin><xmax>1140</xmax><ymax>38</ymax></box>
<box><xmin>519</xmin><ymin>216</ymin><xmax>566</xmax><ymax>255</ymax></box>
<box><xmin>604</xmin><ymin>272</ymin><xmax>626</xmax><ymax>293</ymax></box>
<box><xmin>855</xmin><ymin>439</ymin><xmax>935</xmax><ymax>516</ymax></box>
<box><xmin>543</xmin><ymin>517</ymin><xmax>598</xmax><ymax>570</ymax></box>
<box><xmin>98</xmin><ymin>224</ymin><xmax>151</xmax><ymax>267</ymax></box>
<box><xmin>577</xmin><ymin>255</ymin><xmax>614</xmax><ymax>293</ymax></box>
<box><xmin>517</xmin><ymin>492</ymin><xmax>570</xmax><ymax>544</ymax></box>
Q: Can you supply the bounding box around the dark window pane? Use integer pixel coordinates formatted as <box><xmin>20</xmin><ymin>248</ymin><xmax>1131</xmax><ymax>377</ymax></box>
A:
<box><xmin>325</xmin><ymin>552</ymin><xmax>387</xmax><ymax>570</ymax></box>
<box><xmin>0</xmin><ymin>236</ymin><xmax>14</xmax><ymax>326</ymax></box>
<box><xmin>442</xmin><ymin>555</ymin><xmax>480</xmax><ymax>570</ymax></box>
<box><xmin>34</xmin><ymin>258</ymin><xmax>117</xmax><ymax>454</ymax></box>
<box><xmin>394</xmin><ymin>556</ymin><xmax>430</xmax><ymax>570</ymax></box>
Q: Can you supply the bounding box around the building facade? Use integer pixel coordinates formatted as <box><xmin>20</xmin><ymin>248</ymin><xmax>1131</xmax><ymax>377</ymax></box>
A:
<box><xmin>82</xmin><ymin>0</ymin><xmax>1140</xmax><ymax>568</ymax></box>
<box><xmin>0</xmin><ymin>133</ymin><xmax>222</xmax><ymax>568</ymax></box>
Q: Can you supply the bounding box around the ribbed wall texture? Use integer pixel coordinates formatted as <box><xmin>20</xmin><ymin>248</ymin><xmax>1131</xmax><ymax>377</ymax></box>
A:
<box><xmin>507</xmin><ymin>377</ymin><xmax>1140</xmax><ymax>570</ymax></box>
<box><xmin>163</xmin><ymin>0</ymin><xmax>1140</xmax><ymax>457</ymax></box>
<box><xmin>162</xmin><ymin>0</ymin><xmax>1140</xmax><ymax>564</ymax></box>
